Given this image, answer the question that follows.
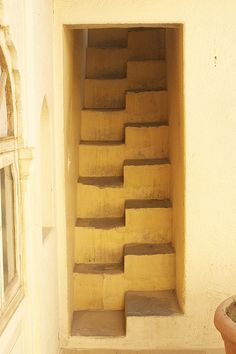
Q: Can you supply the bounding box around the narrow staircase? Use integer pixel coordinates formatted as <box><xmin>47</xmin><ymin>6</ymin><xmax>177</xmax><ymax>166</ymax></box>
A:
<box><xmin>72</xmin><ymin>27</ymin><xmax>180</xmax><ymax>337</ymax></box>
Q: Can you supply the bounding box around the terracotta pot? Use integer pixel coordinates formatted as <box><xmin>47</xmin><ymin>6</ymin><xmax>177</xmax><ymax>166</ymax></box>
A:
<box><xmin>214</xmin><ymin>295</ymin><xmax>236</xmax><ymax>354</ymax></box>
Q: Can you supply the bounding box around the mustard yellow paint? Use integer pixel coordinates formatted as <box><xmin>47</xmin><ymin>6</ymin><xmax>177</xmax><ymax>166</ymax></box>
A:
<box><xmin>73</xmin><ymin>251</ymin><xmax>175</xmax><ymax>310</ymax></box>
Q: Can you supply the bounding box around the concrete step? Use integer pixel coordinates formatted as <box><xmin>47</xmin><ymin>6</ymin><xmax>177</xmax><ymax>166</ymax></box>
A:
<box><xmin>79</xmin><ymin>141</ymin><xmax>125</xmax><ymax>176</ymax></box>
<box><xmin>75</xmin><ymin>219</ymin><xmax>125</xmax><ymax>264</ymax></box>
<box><xmin>77</xmin><ymin>159</ymin><xmax>170</xmax><ymax>218</ymax></box>
<box><xmin>84</xmin><ymin>79</ymin><xmax>127</xmax><ymax>109</ymax></box>
<box><xmin>125</xmin><ymin>199</ymin><xmax>172</xmax><ymax>244</ymax></box>
<box><xmin>77</xmin><ymin>177</ymin><xmax>124</xmax><ymax>218</ymax></box>
<box><xmin>75</xmin><ymin>198</ymin><xmax>171</xmax><ymax>264</ymax></box>
<box><xmin>125</xmin><ymin>290</ymin><xmax>180</xmax><ymax>317</ymax></box>
<box><xmin>81</xmin><ymin>109</ymin><xmax>125</xmax><ymax>141</ymax></box>
<box><xmin>88</xmin><ymin>28</ymin><xmax>128</xmax><ymax>48</ymax></box>
<box><xmin>79</xmin><ymin>124</ymin><xmax>168</xmax><ymax>176</ymax></box>
<box><xmin>72</xmin><ymin>310</ymin><xmax>125</xmax><ymax>337</ymax></box>
<box><xmin>86</xmin><ymin>47</ymin><xmax>128</xmax><ymax>78</ymax></box>
<box><xmin>81</xmin><ymin>96</ymin><xmax>167</xmax><ymax>142</ymax></box>
<box><xmin>73</xmin><ymin>263</ymin><xmax>124</xmax><ymax>310</ymax></box>
<box><xmin>124</xmin><ymin>158</ymin><xmax>170</xmax><ymax>200</ymax></box>
<box><xmin>74</xmin><ymin>242</ymin><xmax>175</xmax><ymax>310</ymax></box>
<box><xmin>128</xmin><ymin>29</ymin><xmax>165</xmax><ymax>60</ymax></box>
<box><xmin>125</xmin><ymin>90</ymin><xmax>167</xmax><ymax>121</ymax></box>
<box><xmin>125</xmin><ymin>123</ymin><xmax>169</xmax><ymax>160</ymax></box>
<box><xmin>127</xmin><ymin>60</ymin><xmax>166</xmax><ymax>91</ymax></box>
<box><xmin>124</xmin><ymin>242</ymin><xmax>175</xmax><ymax>291</ymax></box>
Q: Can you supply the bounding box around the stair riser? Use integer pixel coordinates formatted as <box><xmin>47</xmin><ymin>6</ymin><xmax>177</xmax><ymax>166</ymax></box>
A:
<box><xmin>75</xmin><ymin>207</ymin><xmax>171</xmax><ymax>263</ymax></box>
<box><xmin>79</xmin><ymin>144</ymin><xmax>125</xmax><ymax>177</ymax></box>
<box><xmin>126</xmin><ymin>126</ymin><xmax>169</xmax><ymax>160</ymax></box>
<box><xmin>77</xmin><ymin>165</ymin><xmax>170</xmax><ymax>217</ymax></box>
<box><xmin>75</xmin><ymin>227</ymin><xmax>125</xmax><ymax>264</ymax></box>
<box><xmin>86</xmin><ymin>48</ymin><xmax>128</xmax><ymax>78</ymax></box>
<box><xmin>81</xmin><ymin>110</ymin><xmax>125</xmax><ymax>141</ymax></box>
<box><xmin>84</xmin><ymin>68</ymin><xmax>166</xmax><ymax>109</ymax></box>
<box><xmin>74</xmin><ymin>273</ymin><xmax>125</xmax><ymax>310</ymax></box>
<box><xmin>127</xmin><ymin>61</ymin><xmax>166</xmax><ymax>91</ymax></box>
<box><xmin>126</xmin><ymin>90</ymin><xmax>167</xmax><ymax>120</ymax></box>
<box><xmin>84</xmin><ymin>79</ymin><xmax>127</xmax><ymax>109</ymax></box>
<box><xmin>77</xmin><ymin>184</ymin><xmax>124</xmax><ymax>218</ymax></box>
<box><xmin>128</xmin><ymin>30</ymin><xmax>165</xmax><ymax>60</ymax></box>
<box><xmin>88</xmin><ymin>28</ymin><xmax>128</xmax><ymax>47</ymax></box>
<box><xmin>125</xmin><ymin>164</ymin><xmax>170</xmax><ymax>200</ymax></box>
<box><xmin>79</xmin><ymin>127</ymin><xmax>169</xmax><ymax>176</ymax></box>
<box><xmin>125</xmin><ymin>208</ymin><xmax>172</xmax><ymax>243</ymax></box>
<box><xmin>74</xmin><ymin>253</ymin><xmax>175</xmax><ymax>310</ymax></box>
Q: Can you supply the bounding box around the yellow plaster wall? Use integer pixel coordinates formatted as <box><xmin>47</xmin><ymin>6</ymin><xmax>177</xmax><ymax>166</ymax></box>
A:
<box><xmin>55</xmin><ymin>0</ymin><xmax>236</xmax><ymax>351</ymax></box>
<box><xmin>63</xmin><ymin>27</ymin><xmax>87</xmax><ymax>330</ymax></box>
<box><xmin>166</xmin><ymin>27</ymin><xmax>185</xmax><ymax>311</ymax></box>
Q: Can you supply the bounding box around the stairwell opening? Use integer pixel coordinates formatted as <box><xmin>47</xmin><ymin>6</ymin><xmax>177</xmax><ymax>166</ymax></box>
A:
<box><xmin>63</xmin><ymin>25</ymin><xmax>184</xmax><ymax>339</ymax></box>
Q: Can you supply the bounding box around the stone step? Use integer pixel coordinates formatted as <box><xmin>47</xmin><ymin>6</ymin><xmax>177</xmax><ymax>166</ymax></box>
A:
<box><xmin>75</xmin><ymin>222</ymin><xmax>125</xmax><ymax>264</ymax></box>
<box><xmin>75</xmin><ymin>198</ymin><xmax>171</xmax><ymax>263</ymax></box>
<box><xmin>86</xmin><ymin>47</ymin><xmax>128</xmax><ymax>79</ymax></box>
<box><xmin>73</xmin><ymin>242</ymin><xmax>175</xmax><ymax>310</ymax></box>
<box><xmin>77</xmin><ymin>177</ymin><xmax>124</xmax><ymax>218</ymax></box>
<box><xmin>81</xmin><ymin>109</ymin><xmax>125</xmax><ymax>141</ymax></box>
<box><xmin>125</xmin><ymin>199</ymin><xmax>172</xmax><ymax>244</ymax></box>
<box><xmin>125</xmin><ymin>123</ymin><xmax>169</xmax><ymax>160</ymax></box>
<box><xmin>73</xmin><ymin>263</ymin><xmax>124</xmax><ymax>310</ymax></box>
<box><xmin>77</xmin><ymin>160</ymin><xmax>170</xmax><ymax>218</ymax></box>
<box><xmin>79</xmin><ymin>124</ymin><xmax>168</xmax><ymax>176</ymax></box>
<box><xmin>81</xmin><ymin>91</ymin><xmax>168</xmax><ymax>141</ymax></box>
<box><xmin>127</xmin><ymin>60</ymin><xmax>166</xmax><ymax>91</ymax></box>
<box><xmin>71</xmin><ymin>310</ymin><xmax>125</xmax><ymax>337</ymax></box>
<box><xmin>84</xmin><ymin>79</ymin><xmax>127</xmax><ymax>109</ymax></box>
<box><xmin>124</xmin><ymin>243</ymin><xmax>175</xmax><ymax>291</ymax></box>
<box><xmin>76</xmin><ymin>217</ymin><xmax>125</xmax><ymax>229</ymax></box>
<box><xmin>79</xmin><ymin>142</ymin><xmax>125</xmax><ymax>176</ymax></box>
<box><xmin>128</xmin><ymin>28</ymin><xmax>165</xmax><ymax>60</ymax></box>
<box><xmin>125</xmin><ymin>290</ymin><xmax>180</xmax><ymax>317</ymax></box>
<box><xmin>125</xmin><ymin>90</ymin><xmax>167</xmax><ymax>121</ymax></box>
<box><xmin>88</xmin><ymin>28</ymin><xmax>128</xmax><ymax>48</ymax></box>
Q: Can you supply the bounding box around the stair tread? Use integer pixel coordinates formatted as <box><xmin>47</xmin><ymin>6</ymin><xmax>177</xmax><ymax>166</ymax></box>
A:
<box><xmin>72</xmin><ymin>310</ymin><xmax>125</xmax><ymax>337</ymax></box>
<box><xmin>124</xmin><ymin>242</ymin><xmax>174</xmax><ymax>256</ymax></box>
<box><xmin>126</xmin><ymin>199</ymin><xmax>171</xmax><ymax>209</ymax></box>
<box><xmin>125</xmin><ymin>290</ymin><xmax>180</xmax><ymax>316</ymax></box>
<box><xmin>124</xmin><ymin>158</ymin><xmax>169</xmax><ymax>166</ymax></box>
<box><xmin>125</xmin><ymin>122</ymin><xmax>168</xmax><ymax>128</ymax></box>
<box><xmin>82</xmin><ymin>108</ymin><xmax>125</xmax><ymax>112</ymax></box>
<box><xmin>78</xmin><ymin>176</ymin><xmax>123</xmax><ymax>187</ymax></box>
<box><xmin>74</xmin><ymin>263</ymin><xmax>123</xmax><ymax>274</ymax></box>
<box><xmin>126</xmin><ymin>88</ymin><xmax>167</xmax><ymax>93</ymax></box>
<box><xmin>80</xmin><ymin>140</ymin><xmax>124</xmax><ymax>146</ymax></box>
<box><xmin>76</xmin><ymin>217</ymin><xmax>125</xmax><ymax>229</ymax></box>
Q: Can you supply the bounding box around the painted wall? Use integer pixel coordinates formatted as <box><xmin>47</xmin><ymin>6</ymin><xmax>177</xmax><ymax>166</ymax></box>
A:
<box><xmin>54</xmin><ymin>0</ymin><xmax>236</xmax><ymax>351</ymax></box>
<box><xmin>166</xmin><ymin>26</ymin><xmax>185</xmax><ymax>310</ymax></box>
<box><xmin>0</xmin><ymin>0</ymin><xmax>59</xmax><ymax>353</ymax></box>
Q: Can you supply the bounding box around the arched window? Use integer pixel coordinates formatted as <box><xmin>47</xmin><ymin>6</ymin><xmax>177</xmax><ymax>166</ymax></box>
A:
<box><xmin>0</xmin><ymin>34</ymin><xmax>22</xmax><ymax>329</ymax></box>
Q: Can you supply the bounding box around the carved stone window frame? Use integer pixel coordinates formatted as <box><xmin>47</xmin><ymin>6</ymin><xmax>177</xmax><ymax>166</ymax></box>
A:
<box><xmin>0</xmin><ymin>26</ymin><xmax>23</xmax><ymax>334</ymax></box>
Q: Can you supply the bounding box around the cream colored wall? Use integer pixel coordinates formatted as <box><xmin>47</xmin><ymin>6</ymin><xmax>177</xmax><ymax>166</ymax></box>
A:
<box><xmin>166</xmin><ymin>27</ymin><xmax>185</xmax><ymax>311</ymax></box>
<box><xmin>55</xmin><ymin>0</ymin><xmax>236</xmax><ymax>351</ymax></box>
<box><xmin>62</xmin><ymin>27</ymin><xmax>87</xmax><ymax>338</ymax></box>
<box><xmin>0</xmin><ymin>0</ymin><xmax>59</xmax><ymax>353</ymax></box>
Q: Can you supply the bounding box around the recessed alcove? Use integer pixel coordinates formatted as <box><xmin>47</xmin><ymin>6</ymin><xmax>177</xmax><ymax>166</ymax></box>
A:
<box><xmin>62</xmin><ymin>24</ymin><xmax>184</xmax><ymax>340</ymax></box>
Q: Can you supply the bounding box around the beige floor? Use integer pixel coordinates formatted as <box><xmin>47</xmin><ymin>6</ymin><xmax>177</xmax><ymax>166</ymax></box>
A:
<box><xmin>61</xmin><ymin>349</ymin><xmax>225</xmax><ymax>354</ymax></box>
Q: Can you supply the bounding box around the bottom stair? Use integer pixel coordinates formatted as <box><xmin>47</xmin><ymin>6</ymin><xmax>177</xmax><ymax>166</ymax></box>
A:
<box><xmin>71</xmin><ymin>290</ymin><xmax>180</xmax><ymax>337</ymax></box>
<box><xmin>72</xmin><ymin>310</ymin><xmax>125</xmax><ymax>337</ymax></box>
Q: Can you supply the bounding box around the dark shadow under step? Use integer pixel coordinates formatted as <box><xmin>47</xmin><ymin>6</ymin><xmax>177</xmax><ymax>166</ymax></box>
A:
<box><xmin>74</xmin><ymin>263</ymin><xmax>123</xmax><ymax>274</ymax></box>
<box><xmin>76</xmin><ymin>217</ymin><xmax>125</xmax><ymax>229</ymax></box>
